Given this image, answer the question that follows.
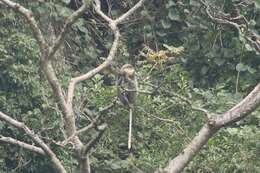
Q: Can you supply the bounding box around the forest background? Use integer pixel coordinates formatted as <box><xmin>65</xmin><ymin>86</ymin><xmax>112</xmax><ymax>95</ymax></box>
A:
<box><xmin>0</xmin><ymin>0</ymin><xmax>260</xmax><ymax>173</ymax></box>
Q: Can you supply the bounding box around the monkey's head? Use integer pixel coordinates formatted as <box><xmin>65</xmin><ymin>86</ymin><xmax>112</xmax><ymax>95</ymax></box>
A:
<box><xmin>120</xmin><ymin>64</ymin><xmax>135</xmax><ymax>78</ymax></box>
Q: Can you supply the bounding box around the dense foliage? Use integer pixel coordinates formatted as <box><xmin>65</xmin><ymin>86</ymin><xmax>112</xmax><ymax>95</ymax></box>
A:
<box><xmin>0</xmin><ymin>0</ymin><xmax>259</xmax><ymax>172</ymax></box>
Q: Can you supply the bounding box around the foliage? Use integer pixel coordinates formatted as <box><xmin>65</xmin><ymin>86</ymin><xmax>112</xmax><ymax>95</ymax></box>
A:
<box><xmin>0</xmin><ymin>0</ymin><xmax>259</xmax><ymax>172</ymax></box>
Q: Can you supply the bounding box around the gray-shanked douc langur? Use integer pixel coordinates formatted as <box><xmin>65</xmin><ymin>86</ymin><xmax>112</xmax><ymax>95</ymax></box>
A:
<box><xmin>117</xmin><ymin>64</ymin><xmax>138</xmax><ymax>150</ymax></box>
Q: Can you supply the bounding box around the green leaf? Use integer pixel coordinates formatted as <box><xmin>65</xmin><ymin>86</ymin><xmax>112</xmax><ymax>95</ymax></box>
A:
<box><xmin>61</xmin><ymin>0</ymin><xmax>70</xmax><ymax>4</ymax></box>
<box><xmin>226</xmin><ymin>128</ymin><xmax>238</xmax><ymax>136</ymax></box>
<box><xmin>166</xmin><ymin>0</ymin><xmax>176</xmax><ymax>8</ymax></box>
<box><xmin>255</xmin><ymin>0</ymin><xmax>260</xmax><ymax>9</ymax></box>
<box><xmin>245</xmin><ymin>44</ymin><xmax>253</xmax><ymax>51</ymax></box>
<box><xmin>111</xmin><ymin>163</ymin><xmax>121</xmax><ymax>170</ymax></box>
<box><xmin>236</xmin><ymin>63</ymin><xmax>248</xmax><ymax>71</ymax></box>
<box><xmin>168</xmin><ymin>8</ymin><xmax>180</xmax><ymax>21</ymax></box>
<box><xmin>161</xmin><ymin>19</ymin><xmax>171</xmax><ymax>29</ymax></box>
<box><xmin>247</xmin><ymin>66</ymin><xmax>256</xmax><ymax>74</ymax></box>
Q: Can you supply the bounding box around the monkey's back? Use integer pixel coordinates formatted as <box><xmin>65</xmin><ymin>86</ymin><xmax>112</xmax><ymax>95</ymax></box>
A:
<box><xmin>117</xmin><ymin>76</ymin><xmax>137</xmax><ymax>107</ymax></box>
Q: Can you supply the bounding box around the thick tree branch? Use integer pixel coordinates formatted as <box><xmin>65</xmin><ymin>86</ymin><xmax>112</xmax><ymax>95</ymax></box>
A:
<box><xmin>0</xmin><ymin>135</ymin><xmax>45</xmax><ymax>155</ymax></box>
<box><xmin>158</xmin><ymin>124</ymin><xmax>217</xmax><ymax>173</ymax></box>
<box><xmin>41</xmin><ymin>61</ymin><xmax>75</xmax><ymax>138</ymax></box>
<box><xmin>159</xmin><ymin>82</ymin><xmax>260</xmax><ymax>173</ymax></box>
<box><xmin>0</xmin><ymin>111</ymin><xmax>67</xmax><ymax>173</ymax></box>
<box><xmin>213</xmin><ymin>83</ymin><xmax>260</xmax><ymax>127</ymax></box>
<box><xmin>0</xmin><ymin>0</ymin><xmax>70</xmax><ymax>138</ymax></box>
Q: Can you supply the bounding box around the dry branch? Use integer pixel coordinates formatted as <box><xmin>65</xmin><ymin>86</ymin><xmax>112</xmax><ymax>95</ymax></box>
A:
<box><xmin>159</xmin><ymin>82</ymin><xmax>260</xmax><ymax>173</ymax></box>
<box><xmin>67</xmin><ymin>0</ymin><xmax>146</xmax><ymax>110</ymax></box>
<box><xmin>0</xmin><ymin>0</ymin><xmax>47</xmax><ymax>54</ymax></box>
<box><xmin>47</xmin><ymin>0</ymin><xmax>90</xmax><ymax>60</ymax></box>
<box><xmin>0</xmin><ymin>0</ymin><xmax>146</xmax><ymax>172</ymax></box>
<box><xmin>0</xmin><ymin>111</ymin><xmax>67</xmax><ymax>173</ymax></box>
<box><xmin>0</xmin><ymin>135</ymin><xmax>45</xmax><ymax>155</ymax></box>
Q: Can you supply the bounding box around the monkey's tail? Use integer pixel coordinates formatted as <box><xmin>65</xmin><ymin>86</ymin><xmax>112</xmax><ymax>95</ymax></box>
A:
<box><xmin>128</xmin><ymin>108</ymin><xmax>133</xmax><ymax>150</ymax></box>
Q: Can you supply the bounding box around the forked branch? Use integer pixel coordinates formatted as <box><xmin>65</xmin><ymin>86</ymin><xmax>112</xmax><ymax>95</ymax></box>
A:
<box><xmin>0</xmin><ymin>111</ymin><xmax>67</xmax><ymax>173</ymax></box>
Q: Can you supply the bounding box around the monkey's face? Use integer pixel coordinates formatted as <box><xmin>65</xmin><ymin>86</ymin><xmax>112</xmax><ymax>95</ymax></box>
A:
<box><xmin>124</xmin><ymin>68</ymin><xmax>135</xmax><ymax>77</ymax></box>
<box><xmin>121</xmin><ymin>64</ymin><xmax>135</xmax><ymax>78</ymax></box>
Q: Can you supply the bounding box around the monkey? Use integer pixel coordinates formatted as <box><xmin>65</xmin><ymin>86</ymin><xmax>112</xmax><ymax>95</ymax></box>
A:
<box><xmin>117</xmin><ymin>64</ymin><xmax>138</xmax><ymax>150</ymax></box>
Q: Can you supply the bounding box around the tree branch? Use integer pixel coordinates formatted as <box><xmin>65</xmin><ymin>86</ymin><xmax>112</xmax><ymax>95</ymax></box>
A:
<box><xmin>93</xmin><ymin>0</ymin><xmax>113</xmax><ymax>23</ymax></box>
<box><xmin>47</xmin><ymin>0</ymin><xmax>90</xmax><ymax>60</ymax></box>
<box><xmin>213</xmin><ymin>83</ymin><xmax>260</xmax><ymax>127</ymax></box>
<box><xmin>115</xmin><ymin>0</ymin><xmax>146</xmax><ymax>24</ymax></box>
<box><xmin>199</xmin><ymin>0</ymin><xmax>260</xmax><ymax>54</ymax></box>
<box><xmin>0</xmin><ymin>0</ymin><xmax>47</xmax><ymax>54</ymax></box>
<box><xmin>159</xmin><ymin>82</ymin><xmax>260</xmax><ymax>173</ymax></box>
<box><xmin>67</xmin><ymin>0</ymin><xmax>146</xmax><ymax>108</ymax></box>
<box><xmin>0</xmin><ymin>111</ymin><xmax>67</xmax><ymax>173</ymax></box>
<box><xmin>157</xmin><ymin>124</ymin><xmax>217</xmax><ymax>173</ymax></box>
<box><xmin>0</xmin><ymin>135</ymin><xmax>45</xmax><ymax>155</ymax></box>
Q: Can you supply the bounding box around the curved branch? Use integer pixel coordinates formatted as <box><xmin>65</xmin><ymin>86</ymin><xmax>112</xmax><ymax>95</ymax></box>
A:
<box><xmin>159</xmin><ymin>82</ymin><xmax>260</xmax><ymax>173</ymax></box>
<box><xmin>213</xmin><ymin>83</ymin><xmax>260</xmax><ymax>127</ymax></box>
<box><xmin>94</xmin><ymin>0</ymin><xmax>113</xmax><ymax>23</ymax></box>
<box><xmin>47</xmin><ymin>0</ymin><xmax>89</xmax><ymax>60</ymax></box>
<box><xmin>67</xmin><ymin>0</ymin><xmax>146</xmax><ymax>125</ymax></box>
<box><xmin>115</xmin><ymin>0</ymin><xmax>146</xmax><ymax>24</ymax></box>
<box><xmin>0</xmin><ymin>111</ymin><xmax>67</xmax><ymax>173</ymax></box>
<box><xmin>67</xmin><ymin>30</ymin><xmax>120</xmax><ymax>106</ymax></box>
<box><xmin>0</xmin><ymin>0</ymin><xmax>47</xmax><ymax>54</ymax></box>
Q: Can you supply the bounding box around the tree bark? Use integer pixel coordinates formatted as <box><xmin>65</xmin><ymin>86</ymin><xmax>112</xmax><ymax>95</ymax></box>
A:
<box><xmin>159</xmin><ymin>83</ymin><xmax>260</xmax><ymax>173</ymax></box>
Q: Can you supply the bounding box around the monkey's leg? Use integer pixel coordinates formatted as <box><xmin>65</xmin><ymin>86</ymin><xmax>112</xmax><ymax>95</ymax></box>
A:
<box><xmin>128</xmin><ymin>108</ymin><xmax>133</xmax><ymax>150</ymax></box>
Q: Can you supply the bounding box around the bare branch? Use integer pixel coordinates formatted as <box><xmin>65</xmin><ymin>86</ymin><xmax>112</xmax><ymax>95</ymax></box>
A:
<box><xmin>0</xmin><ymin>135</ymin><xmax>45</xmax><ymax>155</ymax></box>
<box><xmin>159</xmin><ymin>82</ymin><xmax>260</xmax><ymax>173</ymax></box>
<box><xmin>66</xmin><ymin>29</ymin><xmax>120</xmax><ymax>107</ymax></box>
<box><xmin>199</xmin><ymin>0</ymin><xmax>260</xmax><ymax>54</ymax></box>
<box><xmin>158</xmin><ymin>124</ymin><xmax>217</xmax><ymax>173</ymax></box>
<box><xmin>94</xmin><ymin>0</ymin><xmax>113</xmax><ymax>23</ymax></box>
<box><xmin>205</xmin><ymin>7</ymin><xmax>240</xmax><ymax>32</ymax></box>
<box><xmin>61</xmin><ymin>123</ymin><xmax>94</xmax><ymax>146</ymax></box>
<box><xmin>0</xmin><ymin>0</ymin><xmax>47</xmax><ymax>54</ymax></box>
<box><xmin>213</xmin><ymin>83</ymin><xmax>260</xmax><ymax>127</ymax></box>
<box><xmin>47</xmin><ymin>0</ymin><xmax>89</xmax><ymax>60</ymax></box>
<box><xmin>0</xmin><ymin>111</ymin><xmax>67</xmax><ymax>173</ymax></box>
<box><xmin>62</xmin><ymin>96</ymin><xmax>115</xmax><ymax>148</ymax></box>
<box><xmin>142</xmin><ymin>82</ymin><xmax>211</xmax><ymax>118</ymax></box>
<box><xmin>67</xmin><ymin>0</ymin><xmax>146</xmax><ymax>122</ymax></box>
<box><xmin>115</xmin><ymin>0</ymin><xmax>146</xmax><ymax>24</ymax></box>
